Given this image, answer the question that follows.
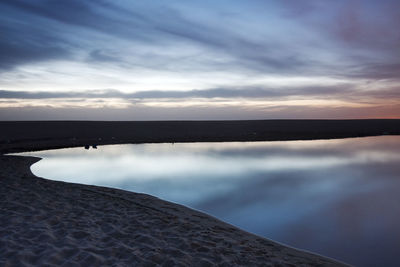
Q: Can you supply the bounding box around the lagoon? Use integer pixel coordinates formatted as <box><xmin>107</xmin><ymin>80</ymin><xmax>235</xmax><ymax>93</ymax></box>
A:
<box><xmin>24</xmin><ymin>136</ymin><xmax>400</xmax><ymax>267</ymax></box>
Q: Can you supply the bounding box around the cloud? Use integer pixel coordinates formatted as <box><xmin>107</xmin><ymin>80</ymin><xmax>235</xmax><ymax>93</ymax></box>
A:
<box><xmin>2</xmin><ymin>0</ymin><xmax>398</xmax><ymax>81</ymax></box>
<box><xmin>0</xmin><ymin>85</ymin><xmax>352</xmax><ymax>100</ymax></box>
<box><xmin>0</xmin><ymin>1</ymin><xmax>151</xmax><ymax>71</ymax></box>
<box><xmin>1</xmin><ymin>0</ymin><xmax>147</xmax><ymax>40</ymax></box>
<box><xmin>0</xmin><ymin>0</ymin><xmax>339</xmax><ymax>76</ymax></box>
<box><xmin>1</xmin><ymin>101</ymin><xmax>399</xmax><ymax>121</ymax></box>
<box><xmin>0</xmin><ymin>0</ymin><xmax>399</xmax><ymax>120</ymax></box>
<box><xmin>0</xmin><ymin>8</ymin><xmax>71</xmax><ymax>70</ymax></box>
<box><xmin>350</xmin><ymin>63</ymin><xmax>400</xmax><ymax>80</ymax></box>
<box><xmin>131</xmin><ymin>86</ymin><xmax>351</xmax><ymax>99</ymax></box>
<box><xmin>3</xmin><ymin>83</ymin><xmax>399</xmax><ymax>115</ymax></box>
<box><xmin>87</xmin><ymin>50</ymin><xmax>121</xmax><ymax>63</ymax></box>
<box><xmin>279</xmin><ymin>0</ymin><xmax>400</xmax><ymax>81</ymax></box>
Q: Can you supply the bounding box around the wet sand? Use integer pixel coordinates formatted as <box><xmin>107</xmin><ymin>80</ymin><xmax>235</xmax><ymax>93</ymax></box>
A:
<box><xmin>3</xmin><ymin>120</ymin><xmax>397</xmax><ymax>266</ymax></box>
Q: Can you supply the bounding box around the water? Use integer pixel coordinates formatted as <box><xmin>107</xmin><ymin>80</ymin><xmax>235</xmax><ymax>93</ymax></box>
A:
<box><xmin>23</xmin><ymin>136</ymin><xmax>400</xmax><ymax>266</ymax></box>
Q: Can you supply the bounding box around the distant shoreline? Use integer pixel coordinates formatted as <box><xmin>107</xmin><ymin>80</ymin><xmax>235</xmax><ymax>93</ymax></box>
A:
<box><xmin>1</xmin><ymin>119</ymin><xmax>399</xmax><ymax>154</ymax></box>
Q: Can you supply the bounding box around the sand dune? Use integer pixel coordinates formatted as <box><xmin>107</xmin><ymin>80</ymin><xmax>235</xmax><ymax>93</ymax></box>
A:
<box><xmin>0</xmin><ymin>155</ymin><xmax>348</xmax><ymax>266</ymax></box>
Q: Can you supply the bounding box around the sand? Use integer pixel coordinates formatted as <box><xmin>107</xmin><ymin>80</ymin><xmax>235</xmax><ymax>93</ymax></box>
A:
<box><xmin>0</xmin><ymin>154</ymin><xmax>349</xmax><ymax>266</ymax></box>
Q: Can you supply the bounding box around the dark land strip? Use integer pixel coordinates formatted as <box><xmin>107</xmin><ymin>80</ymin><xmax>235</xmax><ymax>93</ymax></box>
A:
<box><xmin>1</xmin><ymin>119</ymin><xmax>399</xmax><ymax>154</ymax></box>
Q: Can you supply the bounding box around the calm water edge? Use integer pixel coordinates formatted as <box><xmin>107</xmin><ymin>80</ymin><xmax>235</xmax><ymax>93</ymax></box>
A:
<box><xmin>23</xmin><ymin>136</ymin><xmax>400</xmax><ymax>267</ymax></box>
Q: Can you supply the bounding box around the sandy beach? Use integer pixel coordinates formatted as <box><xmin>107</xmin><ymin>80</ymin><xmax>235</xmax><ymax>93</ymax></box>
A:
<box><xmin>3</xmin><ymin>120</ymin><xmax>398</xmax><ymax>266</ymax></box>
<box><xmin>0</xmin><ymin>154</ymin><xmax>348</xmax><ymax>266</ymax></box>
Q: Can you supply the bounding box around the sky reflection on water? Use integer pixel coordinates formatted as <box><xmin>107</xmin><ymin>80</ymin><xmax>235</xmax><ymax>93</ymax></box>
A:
<box><xmin>25</xmin><ymin>136</ymin><xmax>400</xmax><ymax>267</ymax></box>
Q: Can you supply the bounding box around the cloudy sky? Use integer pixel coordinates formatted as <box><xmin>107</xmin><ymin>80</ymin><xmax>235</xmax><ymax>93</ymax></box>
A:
<box><xmin>1</xmin><ymin>0</ymin><xmax>399</xmax><ymax>120</ymax></box>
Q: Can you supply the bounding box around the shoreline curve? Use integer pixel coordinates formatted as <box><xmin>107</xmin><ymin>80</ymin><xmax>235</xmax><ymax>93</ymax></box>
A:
<box><xmin>0</xmin><ymin>153</ymin><xmax>350</xmax><ymax>266</ymax></box>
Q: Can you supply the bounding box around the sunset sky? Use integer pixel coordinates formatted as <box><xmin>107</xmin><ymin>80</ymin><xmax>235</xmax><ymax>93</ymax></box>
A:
<box><xmin>1</xmin><ymin>0</ymin><xmax>399</xmax><ymax>120</ymax></box>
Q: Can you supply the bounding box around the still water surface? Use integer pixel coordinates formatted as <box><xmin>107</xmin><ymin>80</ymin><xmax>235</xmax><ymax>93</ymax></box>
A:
<box><xmin>24</xmin><ymin>136</ymin><xmax>400</xmax><ymax>266</ymax></box>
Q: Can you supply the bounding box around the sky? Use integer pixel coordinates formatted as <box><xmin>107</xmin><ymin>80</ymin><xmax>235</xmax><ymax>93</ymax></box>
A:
<box><xmin>1</xmin><ymin>0</ymin><xmax>399</xmax><ymax>120</ymax></box>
